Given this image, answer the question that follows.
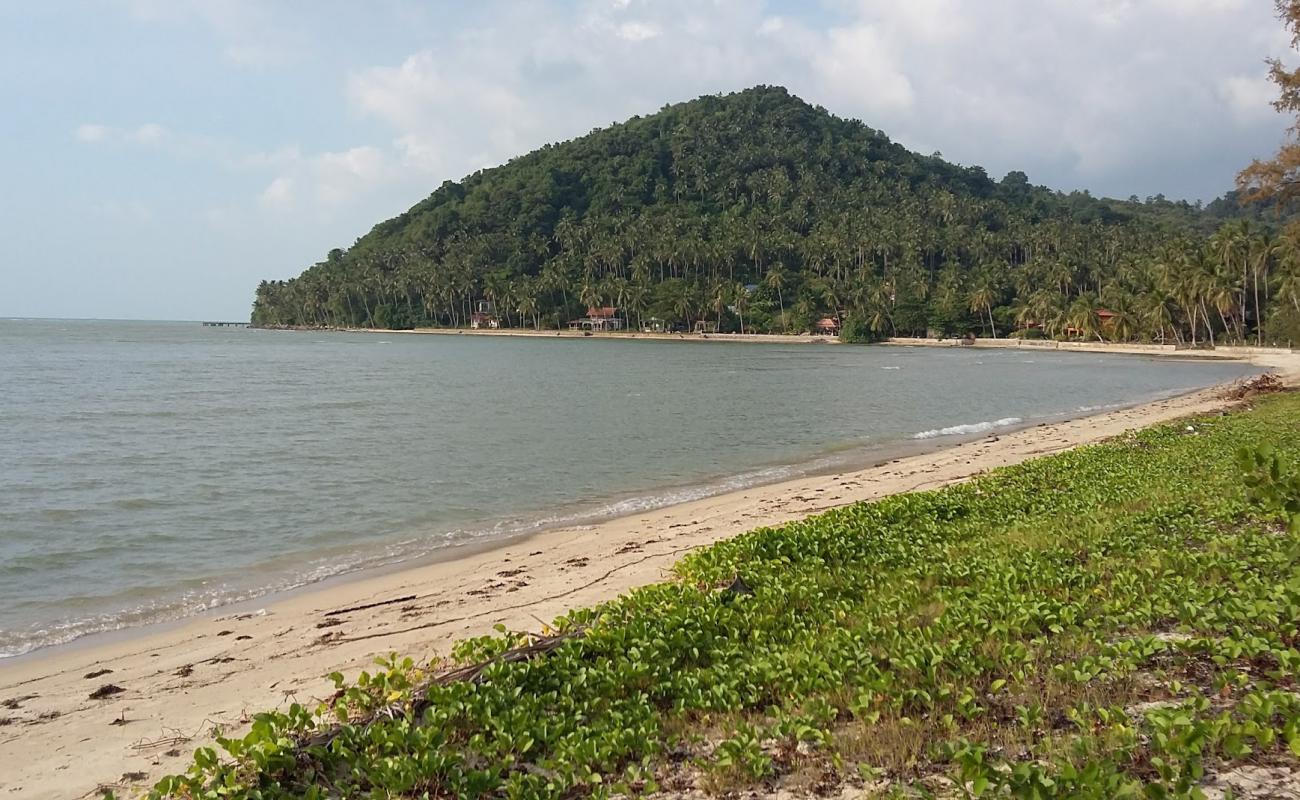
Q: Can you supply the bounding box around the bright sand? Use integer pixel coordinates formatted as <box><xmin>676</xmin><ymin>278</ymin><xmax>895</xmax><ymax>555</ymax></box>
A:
<box><xmin>2</xmin><ymin>345</ymin><xmax>1296</xmax><ymax>800</ymax></box>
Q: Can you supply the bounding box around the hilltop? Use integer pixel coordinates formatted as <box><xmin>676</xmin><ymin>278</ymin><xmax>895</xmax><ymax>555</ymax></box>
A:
<box><xmin>252</xmin><ymin>86</ymin><xmax>1300</xmax><ymax>344</ymax></box>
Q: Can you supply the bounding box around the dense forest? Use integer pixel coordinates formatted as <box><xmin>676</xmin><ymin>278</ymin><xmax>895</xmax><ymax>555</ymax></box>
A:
<box><xmin>251</xmin><ymin>86</ymin><xmax>1300</xmax><ymax>345</ymax></box>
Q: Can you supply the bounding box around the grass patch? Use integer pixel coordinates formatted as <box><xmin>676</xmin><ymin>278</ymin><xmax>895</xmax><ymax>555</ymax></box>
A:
<box><xmin>141</xmin><ymin>395</ymin><xmax>1300</xmax><ymax>799</ymax></box>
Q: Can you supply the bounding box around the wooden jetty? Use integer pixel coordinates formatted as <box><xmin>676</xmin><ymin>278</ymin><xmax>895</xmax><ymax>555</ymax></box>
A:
<box><xmin>201</xmin><ymin>321</ymin><xmax>250</xmax><ymax>328</ymax></box>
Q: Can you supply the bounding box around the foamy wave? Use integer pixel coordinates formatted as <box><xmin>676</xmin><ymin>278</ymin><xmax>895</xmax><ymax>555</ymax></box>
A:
<box><xmin>912</xmin><ymin>417</ymin><xmax>1022</xmax><ymax>440</ymax></box>
<box><xmin>1076</xmin><ymin>402</ymin><xmax>1120</xmax><ymax>413</ymax></box>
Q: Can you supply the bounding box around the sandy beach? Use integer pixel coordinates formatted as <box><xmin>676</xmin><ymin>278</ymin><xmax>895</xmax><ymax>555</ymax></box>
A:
<box><xmin>1</xmin><ymin>346</ymin><xmax>1295</xmax><ymax>800</ymax></box>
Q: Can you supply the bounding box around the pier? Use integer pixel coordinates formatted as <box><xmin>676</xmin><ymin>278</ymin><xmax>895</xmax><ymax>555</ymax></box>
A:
<box><xmin>201</xmin><ymin>321</ymin><xmax>250</xmax><ymax>327</ymax></box>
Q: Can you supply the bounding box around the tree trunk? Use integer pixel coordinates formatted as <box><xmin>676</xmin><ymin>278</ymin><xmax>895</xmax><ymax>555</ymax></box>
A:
<box><xmin>1254</xmin><ymin>268</ymin><xmax>1262</xmax><ymax>346</ymax></box>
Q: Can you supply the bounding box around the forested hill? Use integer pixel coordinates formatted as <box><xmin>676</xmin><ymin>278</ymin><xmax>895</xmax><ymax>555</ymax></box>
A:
<box><xmin>252</xmin><ymin>86</ymin><xmax>1300</xmax><ymax>344</ymax></box>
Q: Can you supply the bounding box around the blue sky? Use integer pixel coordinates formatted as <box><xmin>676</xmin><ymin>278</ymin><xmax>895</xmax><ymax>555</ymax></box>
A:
<box><xmin>0</xmin><ymin>0</ymin><xmax>1293</xmax><ymax>320</ymax></box>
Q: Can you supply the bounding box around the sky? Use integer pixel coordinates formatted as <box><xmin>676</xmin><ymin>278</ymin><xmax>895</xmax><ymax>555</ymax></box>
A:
<box><xmin>0</xmin><ymin>0</ymin><xmax>1295</xmax><ymax>321</ymax></box>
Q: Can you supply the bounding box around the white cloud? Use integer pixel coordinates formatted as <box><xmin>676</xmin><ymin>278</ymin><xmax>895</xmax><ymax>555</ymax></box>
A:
<box><xmin>75</xmin><ymin>123</ymin><xmax>108</xmax><ymax>142</ymax></box>
<box><xmin>346</xmin><ymin>49</ymin><xmax>534</xmax><ymax>178</ymax></box>
<box><xmin>853</xmin><ymin>0</ymin><xmax>967</xmax><ymax>43</ymax></box>
<box><xmin>258</xmin><ymin>176</ymin><xmax>295</xmax><ymax>210</ymax></box>
<box><xmin>812</xmin><ymin>24</ymin><xmax>914</xmax><ymax>113</ymax></box>
<box><xmin>1219</xmin><ymin>74</ymin><xmax>1279</xmax><ymax>124</ymax></box>
<box><xmin>1150</xmin><ymin>0</ymin><xmax>1247</xmax><ymax>16</ymax></box>
<box><xmin>255</xmin><ymin>146</ymin><xmax>395</xmax><ymax>213</ymax></box>
<box><xmin>131</xmin><ymin>123</ymin><xmax>168</xmax><ymax>145</ymax></box>
<box><xmin>616</xmin><ymin>21</ymin><xmax>660</xmax><ymax>41</ymax></box>
<box><xmin>126</xmin><ymin>0</ymin><xmax>306</xmax><ymax>67</ymax></box>
<box><xmin>73</xmin><ymin>122</ymin><xmax>170</xmax><ymax>146</ymax></box>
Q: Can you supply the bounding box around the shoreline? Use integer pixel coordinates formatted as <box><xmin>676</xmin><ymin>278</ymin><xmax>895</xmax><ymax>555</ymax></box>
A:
<box><xmin>271</xmin><ymin>323</ymin><xmax>1296</xmax><ymax>358</ymax></box>
<box><xmin>0</xmin><ymin>352</ymin><xmax>1295</xmax><ymax>799</ymax></box>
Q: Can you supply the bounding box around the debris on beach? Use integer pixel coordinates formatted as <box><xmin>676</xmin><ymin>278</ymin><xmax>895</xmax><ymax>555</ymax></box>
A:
<box><xmin>89</xmin><ymin>684</ymin><xmax>125</xmax><ymax>700</ymax></box>
<box><xmin>1222</xmin><ymin>372</ymin><xmax>1286</xmax><ymax>400</ymax></box>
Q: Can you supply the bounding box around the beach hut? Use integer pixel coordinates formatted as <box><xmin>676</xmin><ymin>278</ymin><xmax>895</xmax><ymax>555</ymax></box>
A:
<box><xmin>693</xmin><ymin>320</ymin><xmax>719</xmax><ymax>334</ymax></box>
<box><xmin>585</xmin><ymin>307</ymin><xmax>623</xmax><ymax>331</ymax></box>
<box><xmin>814</xmin><ymin>317</ymin><xmax>841</xmax><ymax>335</ymax></box>
<box><xmin>470</xmin><ymin>299</ymin><xmax>500</xmax><ymax>329</ymax></box>
<box><xmin>641</xmin><ymin>317</ymin><xmax>666</xmax><ymax>333</ymax></box>
<box><xmin>568</xmin><ymin>306</ymin><xmax>625</xmax><ymax>332</ymax></box>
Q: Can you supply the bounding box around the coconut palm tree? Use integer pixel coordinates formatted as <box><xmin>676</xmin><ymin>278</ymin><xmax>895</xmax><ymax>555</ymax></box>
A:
<box><xmin>764</xmin><ymin>263</ymin><xmax>789</xmax><ymax>331</ymax></box>
<box><xmin>967</xmin><ymin>268</ymin><xmax>1000</xmax><ymax>338</ymax></box>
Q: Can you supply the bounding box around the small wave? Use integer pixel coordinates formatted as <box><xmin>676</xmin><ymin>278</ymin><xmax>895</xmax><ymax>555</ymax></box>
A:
<box><xmin>880</xmin><ymin>366</ymin><xmax>901</xmax><ymax>370</ymax></box>
<box><xmin>40</xmin><ymin>508</ymin><xmax>84</xmax><ymax>521</ymax></box>
<box><xmin>1076</xmin><ymin>402</ymin><xmax>1120</xmax><ymax>413</ymax></box>
<box><xmin>912</xmin><ymin>417</ymin><xmax>1022</xmax><ymax>440</ymax></box>
<box><xmin>111</xmin><ymin>497</ymin><xmax>168</xmax><ymax>511</ymax></box>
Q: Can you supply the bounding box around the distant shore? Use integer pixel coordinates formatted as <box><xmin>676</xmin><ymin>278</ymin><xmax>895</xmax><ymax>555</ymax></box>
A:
<box><xmin>282</xmin><ymin>323</ymin><xmax>1296</xmax><ymax>359</ymax></box>
<box><xmin>355</xmin><ymin>325</ymin><xmax>845</xmax><ymax>345</ymax></box>
<box><xmin>2</xmin><ymin>347</ymin><xmax>1296</xmax><ymax>799</ymax></box>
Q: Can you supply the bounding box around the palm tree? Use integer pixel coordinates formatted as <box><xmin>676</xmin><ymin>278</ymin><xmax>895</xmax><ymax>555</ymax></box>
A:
<box><xmin>731</xmin><ymin>283</ymin><xmax>751</xmax><ymax>334</ymax></box>
<box><xmin>664</xmin><ymin>280</ymin><xmax>692</xmax><ymax>327</ymax></box>
<box><xmin>540</xmin><ymin>259</ymin><xmax>573</xmax><ymax>327</ymax></box>
<box><xmin>624</xmin><ymin>278</ymin><xmax>650</xmax><ymax>331</ymax></box>
<box><xmin>710</xmin><ymin>281</ymin><xmax>729</xmax><ymax>329</ymax></box>
<box><xmin>765</xmin><ymin>264</ymin><xmax>789</xmax><ymax>332</ymax></box>
<box><xmin>1066</xmin><ymin>295</ymin><xmax>1100</xmax><ymax>341</ymax></box>
<box><xmin>1252</xmin><ymin>231</ymin><xmax>1279</xmax><ymax>345</ymax></box>
<box><xmin>1278</xmin><ymin>248</ymin><xmax>1300</xmax><ymax>314</ymax></box>
<box><xmin>967</xmin><ymin>269</ymin><xmax>999</xmax><ymax>338</ymax></box>
<box><xmin>579</xmin><ymin>279</ymin><xmax>603</xmax><ymax>313</ymax></box>
<box><xmin>514</xmin><ymin>278</ymin><xmax>540</xmax><ymax>329</ymax></box>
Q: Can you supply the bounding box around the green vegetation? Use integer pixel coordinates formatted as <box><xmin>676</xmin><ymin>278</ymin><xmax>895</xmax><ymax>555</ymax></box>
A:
<box><xmin>147</xmin><ymin>393</ymin><xmax>1300</xmax><ymax>798</ymax></box>
<box><xmin>249</xmin><ymin>86</ymin><xmax>1300</xmax><ymax>345</ymax></box>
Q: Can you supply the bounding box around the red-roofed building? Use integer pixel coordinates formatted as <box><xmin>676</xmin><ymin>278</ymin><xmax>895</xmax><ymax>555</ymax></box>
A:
<box><xmin>568</xmin><ymin>306</ymin><xmax>624</xmax><ymax>332</ymax></box>
<box><xmin>470</xmin><ymin>299</ymin><xmax>500</xmax><ymax>329</ymax></box>
<box><xmin>814</xmin><ymin>317</ymin><xmax>841</xmax><ymax>335</ymax></box>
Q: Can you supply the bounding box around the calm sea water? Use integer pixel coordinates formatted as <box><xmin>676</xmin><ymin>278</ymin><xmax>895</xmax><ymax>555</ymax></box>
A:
<box><xmin>0</xmin><ymin>319</ymin><xmax>1257</xmax><ymax>657</ymax></box>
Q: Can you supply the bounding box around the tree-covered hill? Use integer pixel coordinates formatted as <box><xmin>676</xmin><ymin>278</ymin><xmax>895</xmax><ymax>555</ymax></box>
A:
<box><xmin>252</xmin><ymin>86</ymin><xmax>1300</xmax><ymax>344</ymax></box>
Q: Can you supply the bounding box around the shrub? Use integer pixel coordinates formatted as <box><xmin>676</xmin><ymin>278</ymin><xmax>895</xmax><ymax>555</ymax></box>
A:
<box><xmin>838</xmin><ymin>315</ymin><xmax>883</xmax><ymax>343</ymax></box>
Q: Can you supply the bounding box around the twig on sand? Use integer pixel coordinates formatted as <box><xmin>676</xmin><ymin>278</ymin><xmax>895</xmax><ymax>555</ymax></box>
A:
<box><xmin>323</xmin><ymin>595</ymin><xmax>418</xmax><ymax>617</ymax></box>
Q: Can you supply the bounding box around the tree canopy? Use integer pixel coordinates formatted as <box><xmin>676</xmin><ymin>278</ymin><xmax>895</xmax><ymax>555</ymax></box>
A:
<box><xmin>252</xmin><ymin>86</ymin><xmax>1300</xmax><ymax>345</ymax></box>
<box><xmin>1238</xmin><ymin>1</ymin><xmax>1300</xmax><ymax>206</ymax></box>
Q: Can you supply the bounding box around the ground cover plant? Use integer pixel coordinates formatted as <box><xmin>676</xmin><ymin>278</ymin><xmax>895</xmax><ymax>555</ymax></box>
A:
<box><xmin>142</xmin><ymin>394</ymin><xmax>1300</xmax><ymax>799</ymax></box>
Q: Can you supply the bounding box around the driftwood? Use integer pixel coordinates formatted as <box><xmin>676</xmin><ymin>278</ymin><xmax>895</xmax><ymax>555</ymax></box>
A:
<box><xmin>300</xmin><ymin>626</ymin><xmax>588</xmax><ymax>750</ymax></box>
<box><xmin>429</xmin><ymin>627</ymin><xmax>586</xmax><ymax>686</ymax></box>
<box><xmin>1223</xmin><ymin>372</ymin><xmax>1286</xmax><ymax>401</ymax></box>
<box><xmin>323</xmin><ymin>594</ymin><xmax>418</xmax><ymax>617</ymax></box>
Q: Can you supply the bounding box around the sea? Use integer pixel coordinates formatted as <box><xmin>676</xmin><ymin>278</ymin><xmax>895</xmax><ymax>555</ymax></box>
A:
<box><xmin>0</xmin><ymin>319</ymin><xmax>1259</xmax><ymax>658</ymax></box>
